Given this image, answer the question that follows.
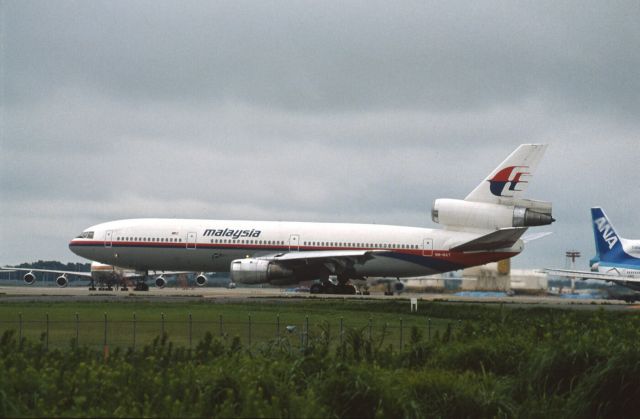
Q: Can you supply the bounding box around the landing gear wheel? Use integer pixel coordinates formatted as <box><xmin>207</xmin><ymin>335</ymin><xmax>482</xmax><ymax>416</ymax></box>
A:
<box><xmin>335</xmin><ymin>284</ymin><xmax>357</xmax><ymax>295</ymax></box>
<box><xmin>310</xmin><ymin>283</ymin><xmax>323</xmax><ymax>294</ymax></box>
<box><xmin>134</xmin><ymin>282</ymin><xmax>149</xmax><ymax>291</ymax></box>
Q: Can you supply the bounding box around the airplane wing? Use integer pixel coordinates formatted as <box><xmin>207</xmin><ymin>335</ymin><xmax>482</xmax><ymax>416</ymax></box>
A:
<box><xmin>265</xmin><ymin>249</ymin><xmax>383</xmax><ymax>262</ymax></box>
<box><xmin>254</xmin><ymin>249</ymin><xmax>385</xmax><ymax>277</ymax></box>
<box><xmin>451</xmin><ymin>227</ymin><xmax>528</xmax><ymax>252</ymax></box>
<box><xmin>1</xmin><ymin>267</ymin><xmax>93</xmax><ymax>278</ymax></box>
<box><xmin>146</xmin><ymin>270</ymin><xmax>196</xmax><ymax>277</ymax></box>
<box><xmin>545</xmin><ymin>268</ymin><xmax>640</xmax><ymax>286</ymax></box>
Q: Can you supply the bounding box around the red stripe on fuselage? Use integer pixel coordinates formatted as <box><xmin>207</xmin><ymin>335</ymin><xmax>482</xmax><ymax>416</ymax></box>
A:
<box><xmin>69</xmin><ymin>240</ymin><xmax>518</xmax><ymax>269</ymax></box>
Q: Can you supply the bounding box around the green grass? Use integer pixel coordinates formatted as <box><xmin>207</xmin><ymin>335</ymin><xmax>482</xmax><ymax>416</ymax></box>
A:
<box><xmin>2</xmin><ymin>300</ymin><xmax>640</xmax><ymax>417</ymax></box>
<box><xmin>0</xmin><ymin>299</ymin><xmax>455</xmax><ymax>350</ymax></box>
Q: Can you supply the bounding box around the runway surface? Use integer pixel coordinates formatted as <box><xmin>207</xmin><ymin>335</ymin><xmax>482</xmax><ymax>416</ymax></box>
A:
<box><xmin>0</xmin><ymin>285</ymin><xmax>637</xmax><ymax>310</ymax></box>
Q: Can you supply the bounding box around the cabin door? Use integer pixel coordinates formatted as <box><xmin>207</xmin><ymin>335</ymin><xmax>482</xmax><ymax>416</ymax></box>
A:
<box><xmin>422</xmin><ymin>238</ymin><xmax>433</xmax><ymax>256</ymax></box>
<box><xmin>289</xmin><ymin>234</ymin><xmax>300</xmax><ymax>251</ymax></box>
<box><xmin>187</xmin><ymin>232</ymin><xmax>197</xmax><ymax>249</ymax></box>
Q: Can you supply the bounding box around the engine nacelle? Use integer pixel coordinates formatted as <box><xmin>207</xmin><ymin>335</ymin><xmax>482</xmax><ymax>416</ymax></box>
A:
<box><xmin>56</xmin><ymin>275</ymin><xmax>69</xmax><ymax>288</ymax></box>
<box><xmin>155</xmin><ymin>275</ymin><xmax>167</xmax><ymax>289</ymax></box>
<box><xmin>432</xmin><ymin>199</ymin><xmax>554</xmax><ymax>230</ymax></box>
<box><xmin>195</xmin><ymin>274</ymin><xmax>208</xmax><ymax>287</ymax></box>
<box><xmin>23</xmin><ymin>272</ymin><xmax>36</xmax><ymax>285</ymax></box>
<box><xmin>230</xmin><ymin>259</ymin><xmax>293</xmax><ymax>285</ymax></box>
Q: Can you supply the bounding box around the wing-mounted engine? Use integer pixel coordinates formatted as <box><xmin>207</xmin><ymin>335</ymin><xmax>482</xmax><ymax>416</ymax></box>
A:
<box><xmin>155</xmin><ymin>275</ymin><xmax>167</xmax><ymax>289</ymax></box>
<box><xmin>195</xmin><ymin>273</ymin><xmax>208</xmax><ymax>286</ymax></box>
<box><xmin>56</xmin><ymin>274</ymin><xmax>69</xmax><ymax>288</ymax></box>
<box><xmin>230</xmin><ymin>259</ymin><xmax>295</xmax><ymax>285</ymax></box>
<box><xmin>23</xmin><ymin>272</ymin><xmax>36</xmax><ymax>285</ymax></box>
<box><xmin>432</xmin><ymin>198</ymin><xmax>554</xmax><ymax>230</ymax></box>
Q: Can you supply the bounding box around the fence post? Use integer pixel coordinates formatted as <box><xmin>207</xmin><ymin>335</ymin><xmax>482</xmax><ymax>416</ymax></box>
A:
<box><xmin>276</xmin><ymin>314</ymin><xmax>280</xmax><ymax>338</ymax></box>
<box><xmin>75</xmin><ymin>312</ymin><xmax>79</xmax><ymax>347</ymax></box>
<box><xmin>368</xmin><ymin>317</ymin><xmax>372</xmax><ymax>341</ymax></box>
<box><xmin>103</xmin><ymin>313</ymin><xmax>108</xmax><ymax>346</ymax></box>
<box><xmin>45</xmin><ymin>313</ymin><xmax>49</xmax><ymax>351</ymax></box>
<box><xmin>305</xmin><ymin>315</ymin><xmax>309</xmax><ymax>349</ymax></box>
<box><xmin>18</xmin><ymin>313</ymin><xmax>22</xmax><ymax>347</ymax></box>
<box><xmin>103</xmin><ymin>313</ymin><xmax>109</xmax><ymax>362</ymax></box>
<box><xmin>428</xmin><ymin>318</ymin><xmax>431</xmax><ymax>341</ymax></box>
<box><xmin>248</xmin><ymin>314</ymin><xmax>252</xmax><ymax>347</ymax></box>
<box><xmin>400</xmin><ymin>318</ymin><xmax>404</xmax><ymax>351</ymax></box>
<box><xmin>189</xmin><ymin>313</ymin><xmax>193</xmax><ymax>349</ymax></box>
<box><xmin>161</xmin><ymin>312</ymin><xmax>165</xmax><ymax>337</ymax></box>
<box><xmin>340</xmin><ymin>317</ymin><xmax>344</xmax><ymax>346</ymax></box>
<box><xmin>133</xmin><ymin>313</ymin><xmax>137</xmax><ymax>350</ymax></box>
<box><xmin>219</xmin><ymin>314</ymin><xmax>223</xmax><ymax>337</ymax></box>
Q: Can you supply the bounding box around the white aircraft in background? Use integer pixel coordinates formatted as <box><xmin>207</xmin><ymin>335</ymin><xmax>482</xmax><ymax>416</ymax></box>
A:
<box><xmin>546</xmin><ymin>207</ymin><xmax>640</xmax><ymax>297</ymax></box>
<box><xmin>65</xmin><ymin>144</ymin><xmax>554</xmax><ymax>294</ymax></box>
<box><xmin>3</xmin><ymin>262</ymin><xmax>210</xmax><ymax>291</ymax></box>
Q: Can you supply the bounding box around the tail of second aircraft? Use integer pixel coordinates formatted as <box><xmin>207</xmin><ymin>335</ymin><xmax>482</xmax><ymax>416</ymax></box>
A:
<box><xmin>432</xmin><ymin>144</ymin><xmax>554</xmax><ymax>231</ymax></box>
<box><xmin>591</xmin><ymin>207</ymin><xmax>630</xmax><ymax>263</ymax></box>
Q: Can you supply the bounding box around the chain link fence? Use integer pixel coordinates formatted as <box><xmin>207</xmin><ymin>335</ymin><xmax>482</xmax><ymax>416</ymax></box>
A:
<box><xmin>1</xmin><ymin>312</ymin><xmax>451</xmax><ymax>352</ymax></box>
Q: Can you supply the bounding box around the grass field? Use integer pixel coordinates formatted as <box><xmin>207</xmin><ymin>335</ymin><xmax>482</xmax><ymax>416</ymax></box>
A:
<box><xmin>2</xmin><ymin>298</ymin><xmax>640</xmax><ymax>417</ymax></box>
<box><xmin>0</xmin><ymin>298</ymin><xmax>456</xmax><ymax>351</ymax></box>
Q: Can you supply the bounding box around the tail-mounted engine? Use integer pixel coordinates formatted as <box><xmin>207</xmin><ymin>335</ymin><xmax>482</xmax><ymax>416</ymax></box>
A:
<box><xmin>432</xmin><ymin>198</ymin><xmax>554</xmax><ymax>230</ymax></box>
<box><xmin>230</xmin><ymin>259</ymin><xmax>294</xmax><ymax>285</ymax></box>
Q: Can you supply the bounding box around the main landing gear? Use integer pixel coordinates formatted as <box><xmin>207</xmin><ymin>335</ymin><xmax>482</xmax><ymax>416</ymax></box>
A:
<box><xmin>132</xmin><ymin>272</ymin><xmax>149</xmax><ymax>291</ymax></box>
<box><xmin>133</xmin><ymin>280</ymin><xmax>149</xmax><ymax>291</ymax></box>
<box><xmin>310</xmin><ymin>275</ymin><xmax>357</xmax><ymax>295</ymax></box>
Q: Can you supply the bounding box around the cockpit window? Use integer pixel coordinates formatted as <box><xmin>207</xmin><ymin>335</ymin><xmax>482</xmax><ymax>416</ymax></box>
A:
<box><xmin>76</xmin><ymin>231</ymin><xmax>94</xmax><ymax>239</ymax></box>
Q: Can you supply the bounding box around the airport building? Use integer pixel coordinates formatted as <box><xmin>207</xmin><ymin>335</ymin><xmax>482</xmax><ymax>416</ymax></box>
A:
<box><xmin>403</xmin><ymin>260</ymin><xmax>548</xmax><ymax>294</ymax></box>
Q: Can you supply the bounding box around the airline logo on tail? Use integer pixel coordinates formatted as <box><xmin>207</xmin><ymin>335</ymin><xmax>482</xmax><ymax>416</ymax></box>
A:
<box><xmin>487</xmin><ymin>166</ymin><xmax>530</xmax><ymax>197</ymax></box>
<box><xmin>594</xmin><ymin>217</ymin><xmax>619</xmax><ymax>250</ymax></box>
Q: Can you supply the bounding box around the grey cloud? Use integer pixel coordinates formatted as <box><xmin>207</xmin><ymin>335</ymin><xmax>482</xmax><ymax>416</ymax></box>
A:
<box><xmin>1</xmin><ymin>1</ymin><xmax>639</xmax><ymax>267</ymax></box>
<box><xmin>5</xmin><ymin>1</ymin><xmax>639</xmax><ymax>116</ymax></box>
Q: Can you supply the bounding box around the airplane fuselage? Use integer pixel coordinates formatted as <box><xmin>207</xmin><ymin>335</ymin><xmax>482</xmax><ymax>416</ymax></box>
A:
<box><xmin>69</xmin><ymin>218</ymin><xmax>521</xmax><ymax>279</ymax></box>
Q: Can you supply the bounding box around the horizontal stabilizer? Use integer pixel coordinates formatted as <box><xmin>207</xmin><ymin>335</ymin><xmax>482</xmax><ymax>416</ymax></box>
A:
<box><xmin>451</xmin><ymin>227</ymin><xmax>528</xmax><ymax>252</ymax></box>
<box><xmin>522</xmin><ymin>231</ymin><xmax>553</xmax><ymax>243</ymax></box>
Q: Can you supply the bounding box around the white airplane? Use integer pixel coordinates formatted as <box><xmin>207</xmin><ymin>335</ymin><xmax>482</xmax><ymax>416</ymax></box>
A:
<box><xmin>67</xmin><ymin>144</ymin><xmax>554</xmax><ymax>294</ymax></box>
<box><xmin>4</xmin><ymin>261</ymin><xmax>208</xmax><ymax>291</ymax></box>
<box><xmin>546</xmin><ymin>207</ymin><xmax>640</xmax><ymax>294</ymax></box>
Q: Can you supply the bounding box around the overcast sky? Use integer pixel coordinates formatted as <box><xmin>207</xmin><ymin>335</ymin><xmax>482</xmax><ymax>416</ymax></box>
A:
<box><xmin>1</xmin><ymin>0</ymin><xmax>638</xmax><ymax>270</ymax></box>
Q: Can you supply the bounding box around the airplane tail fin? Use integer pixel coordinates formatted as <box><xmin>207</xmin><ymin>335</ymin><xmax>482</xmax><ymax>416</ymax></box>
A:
<box><xmin>465</xmin><ymin>144</ymin><xmax>548</xmax><ymax>204</ymax></box>
<box><xmin>432</xmin><ymin>144</ymin><xmax>553</xmax><ymax>231</ymax></box>
<box><xmin>591</xmin><ymin>207</ymin><xmax>627</xmax><ymax>262</ymax></box>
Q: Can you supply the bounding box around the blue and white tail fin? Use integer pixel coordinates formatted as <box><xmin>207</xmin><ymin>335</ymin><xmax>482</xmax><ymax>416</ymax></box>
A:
<box><xmin>591</xmin><ymin>207</ymin><xmax>627</xmax><ymax>262</ymax></box>
<box><xmin>465</xmin><ymin>144</ymin><xmax>548</xmax><ymax>204</ymax></box>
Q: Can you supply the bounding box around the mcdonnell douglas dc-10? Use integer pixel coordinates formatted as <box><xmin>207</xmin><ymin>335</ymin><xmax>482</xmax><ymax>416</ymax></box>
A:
<box><xmin>62</xmin><ymin>144</ymin><xmax>554</xmax><ymax>294</ymax></box>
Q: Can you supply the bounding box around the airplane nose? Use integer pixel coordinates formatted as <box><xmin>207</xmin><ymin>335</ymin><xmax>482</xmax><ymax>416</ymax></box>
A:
<box><xmin>69</xmin><ymin>239</ymin><xmax>82</xmax><ymax>257</ymax></box>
